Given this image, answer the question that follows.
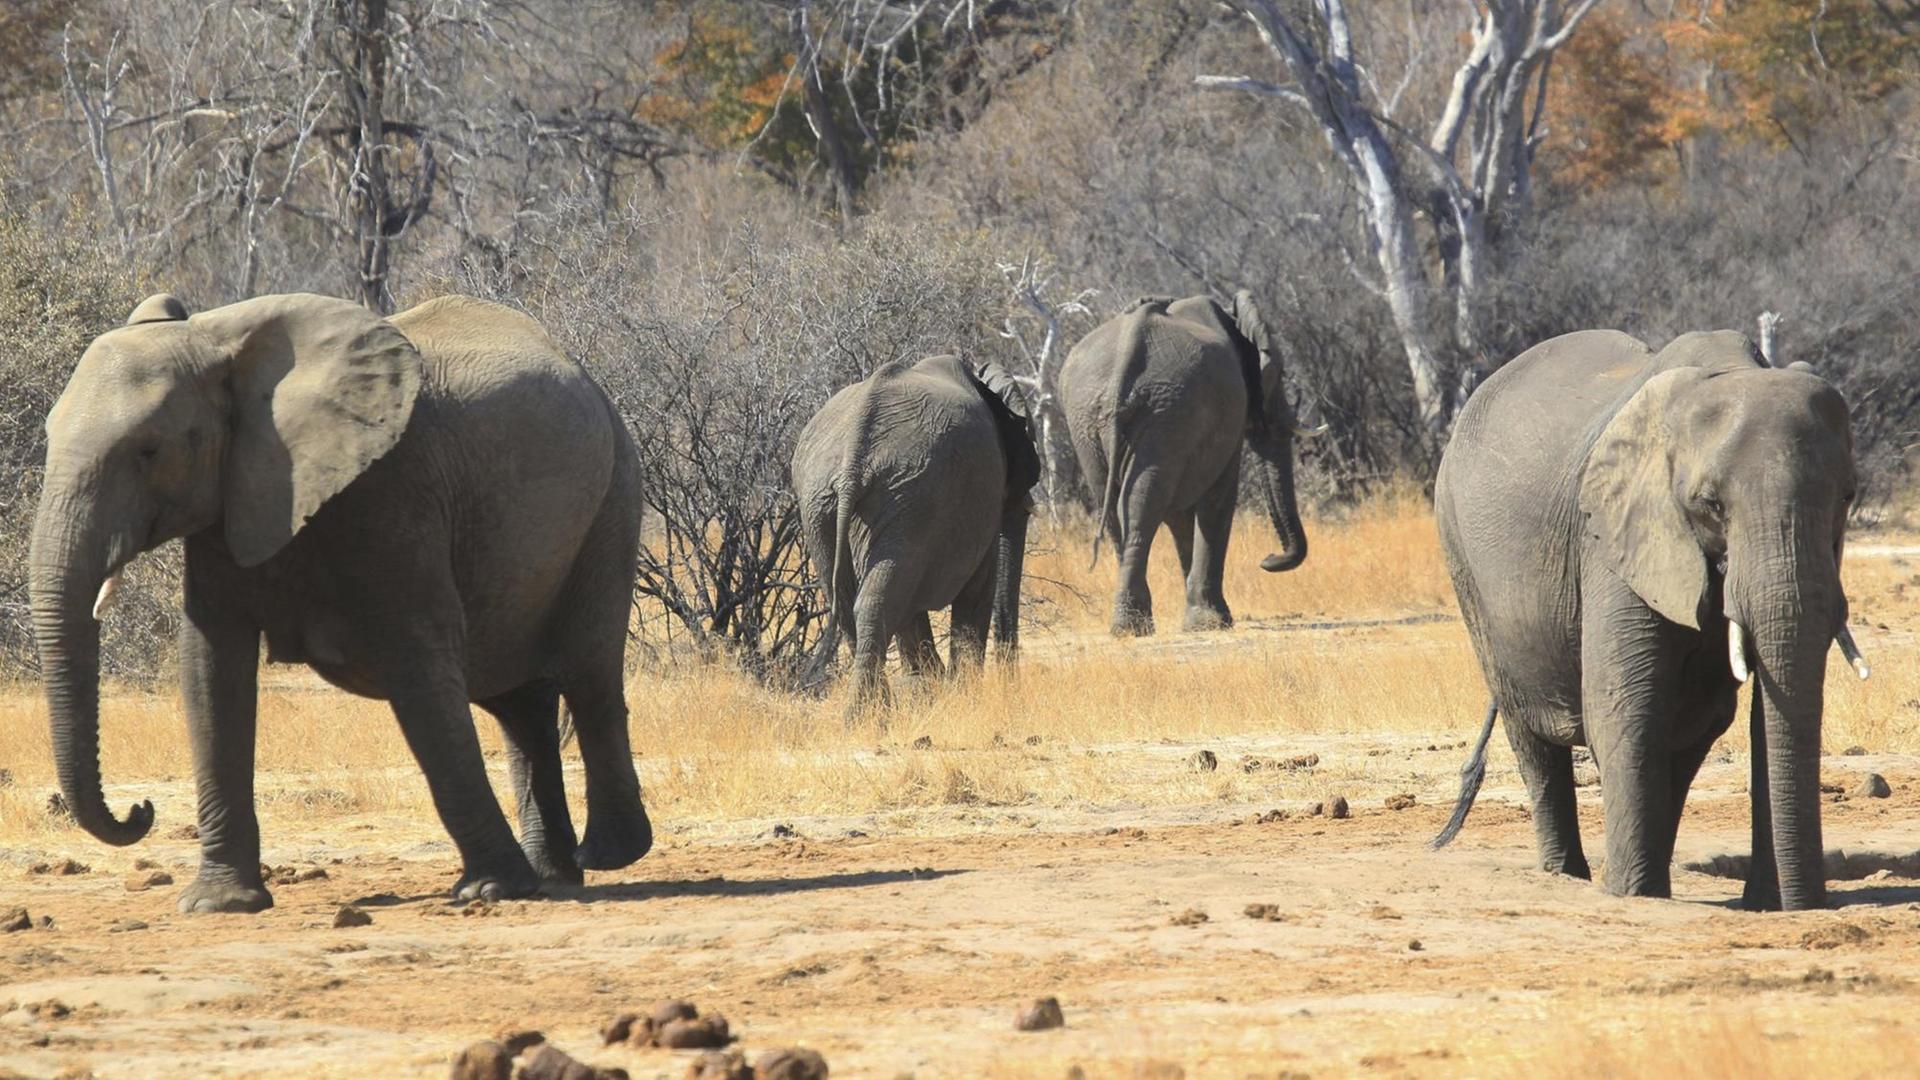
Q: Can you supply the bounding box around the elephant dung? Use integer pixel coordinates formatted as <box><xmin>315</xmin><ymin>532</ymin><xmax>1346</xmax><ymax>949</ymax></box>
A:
<box><xmin>1168</xmin><ymin>908</ymin><xmax>1209</xmax><ymax>927</ymax></box>
<box><xmin>753</xmin><ymin>1048</ymin><xmax>829</xmax><ymax>1080</ymax></box>
<box><xmin>490</xmin><ymin>1027</ymin><xmax>544</xmax><ymax>1054</ymax></box>
<box><xmin>516</xmin><ymin>1044</ymin><xmax>628</xmax><ymax>1080</ymax></box>
<box><xmin>687</xmin><ymin>1051</ymin><xmax>752</xmax><ymax>1080</ymax></box>
<box><xmin>658</xmin><ymin>1015</ymin><xmax>732</xmax><ymax>1050</ymax></box>
<box><xmin>600</xmin><ymin>1012</ymin><xmax>640</xmax><ymax>1046</ymax></box>
<box><xmin>448</xmin><ymin>1040</ymin><xmax>513</xmax><ymax>1080</ymax></box>
<box><xmin>1853</xmin><ymin>773</ymin><xmax>1892</xmax><ymax>799</ymax></box>
<box><xmin>2</xmin><ymin>908</ymin><xmax>30</xmax><ymax>933</ymax></box>
<box><xmin>27</xmin><ymin>858</ymin><xmax>88</xmax><ymax>876</ymax></box>
<box><xmin>1384</xmin><ymin>794</ymin><xmax>1416</xmax><ymax>811</ymax></box>
<box><xmin>911</xmin><ymin>735</ymin><xmax>935</xmax><ymax>750</ymax></box>
<box><xmin>332</xmin><ymin>905</ymin><xmax>372</xmax><ymax>928</ymax></box>
<box><xmin>1187</xmin><ymin>750</ymin><xmax>1218</xmax><ymax>773</ymax></box>
<box><xmin>1327</xmin><ymin>795</ymin><xmax>1351</xmax><ymax>819</ymax></box>
<box><xmin>1014</xmin><ymin>997</ymin><xmax>1065</xmax><ymax>1031</ymax></box>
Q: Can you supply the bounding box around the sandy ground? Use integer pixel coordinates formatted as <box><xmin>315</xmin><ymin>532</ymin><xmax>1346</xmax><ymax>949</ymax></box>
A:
<box><xmin>6</xmin><ymin>734</ymin><xmax>1920</xmax><ymax>1079</ymax></box>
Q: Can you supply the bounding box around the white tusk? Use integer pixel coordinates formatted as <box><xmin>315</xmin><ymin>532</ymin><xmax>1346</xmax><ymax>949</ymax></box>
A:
<box><xmin>1728</xmin><ymin>618</ymin><xmax>1750</xmax><ymax>684</ymax></box>
<box><xmin>1293</xmin><ymin>421</ymin><xmax>1330</xmax><ymax>438</ymax></box>
<box><xmin>1836</xmin><ymin>624</ymin><xmax>1870</xmax><ymax>680</ymax></box>
<box><xmin>92</xmin><ymin>574</ymin><xmax>122</xmax><ymax>621</ymax></box>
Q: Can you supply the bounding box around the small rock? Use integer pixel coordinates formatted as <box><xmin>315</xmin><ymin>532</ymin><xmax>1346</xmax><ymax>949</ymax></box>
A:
<box><xmin>657</xmin><ymin>1015</ymin><xmax>731</xmax><ymax>1049</ymax></box>
<box><xmin>449</xmin><ymin>1040</ymin><xmax>513</xmax><ymax>1080</ymax></box>
<box><xmin>1187</xmin><ymin>750</ymin><xmax>1218</xmax><ymax>773</ymax></box>
<box><xmin>911</xmin><ymin>735</ymin><xmax>934</xmax><ymax>750</ymax></box>
<box><xmin>769</xmin><ymin>824</ymin><xmax>798</xmax><ymax>840</ymax></box>
<box><xmin>1014</xmin><ymin>997</ymin><xmax>1065</xmax><ymax>1032</ymax></box>
<box><xmin>753</xmin><ymin>1047</ymin><xmax>829</xmax><ymax>1080</ymax></box>
<box><xmin>1844</xmin><ymin>745</ymin><xmax>1869</xmax><ymax>756</ymax></box>
<box><xmin>332</xmin><ymin>905</ymin><xmax>372</xmax><ymax>928</ymax></box>
<box><xmin>1854</xmin><ymin>773</ymin><xmax>1892</xmax><ymax>799</ymax></box>
<box><xmin>107</xmin><ymin>919</ymin><xmax>147</xmax><ymax>933</ymax></box>
<box><xmin>1327</xmin><ymin>795</ymin><xmax>1351</xmax><ymax>820</ymax></box>
<box><xmin>1384</xmin><ymin>794</ymin><xmax>1416</xmax><ymax>811</ymax></box>
<box><xmin>1168</xmin><ymin>908</ymin><xmax>1208</xmax><ymax>927</ymax></box>
<box><xmin>124</xmin><ymin>870</ymin><xmax>173</xmax><ymax>891</ymax></box>
<box><xmin>491</xmin><ymin>1027</ymin><xmax>544</xmax><ymax>1054</ymax></box>
<box><xmin>1408</xmin><ymin>939</ymin><xmax>1425</xmax><ymax>952</ymax></box>
<box><xmin>687</xmin><ymin>1051</ymin><xmax>752</xmax><ymax>1080</ymax></box>
<box><xmin>2</xmin><ymin>907</ymin><xmax>30</xmax><ymax>933</ymax></box>
<box><xmin>1243</xmin><ymin>903</ymin><xmax>1284</xmax><ymax>922</ymax></box>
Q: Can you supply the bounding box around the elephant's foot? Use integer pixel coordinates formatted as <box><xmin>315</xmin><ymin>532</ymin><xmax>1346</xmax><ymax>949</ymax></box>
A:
<box><xmin>452</xmin><ymin>857</ymin><xmax>543</xmax><ymax>902</ymax></box>
<box><xmin>1110</xmin><ymin>608</ymin><xmax>1155</xmax><ymax>638</ymax></box>
<box><xmin>576</xmin><ymin>803</ymin><xmax>654</xmax><ymax>871</ymax></box>
<box><xmin>1181</xmin><ymin>604</ymin><xmax>1233</xmax><ymax>633</ymax></box>
<box><xmin>178</xmin><ymin>873</ymin><xmax>274</xmax><ymax>914</ymax></box>
<box><xmin>523</xmin><ymin>842</ymin><xmax>586</xmax><ymax>886</ymax></box>
<box><xmin>1540</xmin><ymin>853</ymin><xmax>1592</xmax><ymax>880</ymax></box>
<box><xmin>1740</xmin><ymin>875</ymin><xmax>1782</xmax><ymax>911</ymax></box>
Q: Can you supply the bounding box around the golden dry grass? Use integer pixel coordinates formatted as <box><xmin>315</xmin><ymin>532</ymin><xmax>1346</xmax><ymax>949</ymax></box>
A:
<box><xmin>1</xmin><ymin>488</ymin><xmax>1915</xmax><ymax>841</ymax></box>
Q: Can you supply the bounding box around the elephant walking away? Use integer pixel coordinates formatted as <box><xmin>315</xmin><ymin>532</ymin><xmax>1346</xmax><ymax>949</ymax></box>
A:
<box><xmin>792</xmin><ymin>355</ymin><xmax>1039</xmax><ymax>711</ymax></box>
<box><xmin>1058</xmin><ymin>292</ymin><xmax>1318</xmax><ymax>637</ymax></box>
<box><xmin>1433</xmin><ymin>329</ymin><xmax>1865</xmax><ymax>911</ymax></box>
<box><xmin>31</xmin><ymin>293</ymin><xmax>653</xmax><ymax>912</ymax></box>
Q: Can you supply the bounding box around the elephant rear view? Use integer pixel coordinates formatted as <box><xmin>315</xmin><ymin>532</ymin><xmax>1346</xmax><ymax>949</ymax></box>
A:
<box><xmin>1058</xmin><ymin>292</ymin><xmax>1316</xmax><ymax>636</ymax></box>
<box><xmin>1434</xmin><ymin>329</ymin><xmax>1862</xmax><ymax>911</ymax></box>
<box><xmin>792</xmin><ymin>355</ymin><xmax>1038</xmax><ymax>710</ymax></box>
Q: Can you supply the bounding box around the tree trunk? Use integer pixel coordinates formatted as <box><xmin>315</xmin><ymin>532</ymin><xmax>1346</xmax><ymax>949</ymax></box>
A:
<box><xmin>343</xmin><ymin>0</ymin><xmax>393</xmax><ymax>312</ymax></box>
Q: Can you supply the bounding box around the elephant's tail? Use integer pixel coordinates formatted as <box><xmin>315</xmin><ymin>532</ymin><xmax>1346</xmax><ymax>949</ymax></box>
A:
<box><xmin>1089</xmin><ymin>307</ymin><xmax>1154</xmax><ymax>571</ymax></box>
<box><xmin>1088</xmin><ymin>438</ymin><xmax>1127</xmax><ymax>571</ymax></box>
<box><xmin>1431</xmin><ymin>700</ymin><xmax>1498</xmax><ymax>849</ymax></box>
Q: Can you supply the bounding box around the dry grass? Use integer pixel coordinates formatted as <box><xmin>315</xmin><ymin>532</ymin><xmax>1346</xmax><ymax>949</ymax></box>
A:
<box><xmin>1</xmin><ymin>489</ymin><xmax>1916</xmax><ymax>842</ymax></box>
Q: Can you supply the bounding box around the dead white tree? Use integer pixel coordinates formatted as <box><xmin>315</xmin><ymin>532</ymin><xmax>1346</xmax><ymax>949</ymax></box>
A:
<box><xmin>997</xmin><ymin>253</ymin><xmax>1094</xmax><ymax>526</ymax></box>
<box><xmin>1758</xmin><ymin>310</ymin><xmax>1784</xmax><ymax>366</ymax></box>
<box><xmin>1198</xmin><ymin>0</ymin><xmax>1603</xmax><ymax>434</ymax></box>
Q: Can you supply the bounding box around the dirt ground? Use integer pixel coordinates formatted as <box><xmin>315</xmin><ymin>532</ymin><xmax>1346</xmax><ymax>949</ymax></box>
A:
<box><xmin>7</xmin><ymin>735</ymin><xmax>1920</xmax><ymax>1079</ymax></box>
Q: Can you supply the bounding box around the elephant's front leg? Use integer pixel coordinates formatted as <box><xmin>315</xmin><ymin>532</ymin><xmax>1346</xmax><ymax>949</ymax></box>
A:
<box><xmin>1581</xmin><ymin>564</ymin><xmax>1686</xmax><ymax>898</ymax></box>
<box><xmin>176</xmin><ymin>594</ymin><xmax>272</xmax><ymax>914</ymax></box>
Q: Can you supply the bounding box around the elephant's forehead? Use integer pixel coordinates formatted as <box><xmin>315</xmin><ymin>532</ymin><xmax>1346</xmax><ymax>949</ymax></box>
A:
<box><xmin>50</xmin><ymin>333</ymin><xmax>189</xmax><ymax>433</ymax></box>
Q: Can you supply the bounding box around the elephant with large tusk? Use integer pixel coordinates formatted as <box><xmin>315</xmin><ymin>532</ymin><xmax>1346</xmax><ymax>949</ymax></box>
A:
<box><xmin>30</xmin><ymin>292</ymin><xmax>653</xmax><ymax>912</ymax></box>
<box><xmin>1432</xmin><ymin>329</ymin><xmax>1859</xmax><ymax>911</ymax></box>
<box><xmin>1058</xmin><ymin>291</ymin><xmax>1315</xmax><ymax>637</ymax></box>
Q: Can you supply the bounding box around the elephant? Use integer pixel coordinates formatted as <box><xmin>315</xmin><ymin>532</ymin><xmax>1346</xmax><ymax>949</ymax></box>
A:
<box><xmin>1057</xmin><ymin>291</ymin><xmax>1316</xmax><ymax>637</ymax></box>
<box><xmin>29</xmin><ymin>292</ymin><xmax>654</xmax><ymax>913</ymax></box>
<box><xmin>792</xmin><ymin>354</ymin><xmax>1039</xmax><ymax>710</ymax></box>
<box><xmin>1432</xmin><ymin>329</ymin><xmax>1864</xmax><ymax>911</ymax></box>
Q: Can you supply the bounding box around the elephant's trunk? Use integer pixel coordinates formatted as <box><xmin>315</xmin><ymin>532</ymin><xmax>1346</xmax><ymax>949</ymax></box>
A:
<box><xmin>1732</xmin><ymin>547</ymin><xmax>1834</xmax><ymax>911</ymax></box>
<box><xmin>992</xmin><ymin>504</ymin><xmax>1030</xmax><ymax>658</ymax></box>
<box><xmin>1251</xmin><ymin>431</ymin><xmax>1308</xmax><ymax>573</ymax></box>
<box><xmin>27</xmin><ymin>495</ymin><xmax>155</xmax><ymax>847</ymax></box>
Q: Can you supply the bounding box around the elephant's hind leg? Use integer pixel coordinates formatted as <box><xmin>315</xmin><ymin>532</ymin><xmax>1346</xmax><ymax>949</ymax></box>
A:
<box><xmin>1504</xmin><ymin>718</ymin><xmax>1590</xmax><ymax>879</ymax></box>
<box><xmin>948</xmin><ymin>552</ymin><xmax>997</xmax><ymax>675</ymax></box>
<box><xmin>478</xmin><ymin>680</ymin><xmax>582</xmax><ymax>885</ymax></box>
<box><xmin>559</xmin><ymin>665</ymin><xmax>652</xmax><ymax>872</ymax></box>
<box><xmin>1184</xmin><ymin>467</ymin><xmax>1239</xmax><ymax>632</ymax></box>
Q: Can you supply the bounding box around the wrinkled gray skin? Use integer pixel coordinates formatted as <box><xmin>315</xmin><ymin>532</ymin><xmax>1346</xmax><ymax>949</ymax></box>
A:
<box><xmin>792</xmin><ymin>355</ymin><xmax>1039</xmax><ymax>710</ymax></box>
<box><xmin>1058</xmin><ymin>292</ymin><xmax>1308</xmax><ymax>636</ymax></box>
<box><xmin>30</xmin><ymin>293</ymin><xmax>652</xmax><ymax>913</ymax></box>
<box><xmin>1435</xmin><ymin>330</ymin><xmax>1855</xmax><ymax>911</ymax></box>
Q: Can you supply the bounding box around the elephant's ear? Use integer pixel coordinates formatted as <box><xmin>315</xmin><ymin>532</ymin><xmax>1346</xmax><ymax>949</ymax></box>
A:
<box><xmin>968</xmin><ymin>360</ymin><xmax>1041</xmax><ymax>499</ymax></box>
<box><xmin>1578</xmin><ymin>367</ymin><xmax>1709</xmax><ymax>630</ymax></box>
<box><xmin>191</xmin><ymin>294</ymin><xmax>423</xmax><ymax>567</ymax></box>
<box><xmin>1224</xmin><ymin>290</ymin><xmax>1274</xmax><ymax>437</ymax></box>
<box><xmin>127</xmin><ymin>293</ymin><xmax>189</xmax><ymax>325</ymax></box>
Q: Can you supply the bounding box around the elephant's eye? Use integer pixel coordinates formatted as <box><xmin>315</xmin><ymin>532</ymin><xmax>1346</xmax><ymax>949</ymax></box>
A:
<box><xmin>1699</xmin><ymin>495</ymin><xmax>1724</xmax><ymax>518</ymax></box>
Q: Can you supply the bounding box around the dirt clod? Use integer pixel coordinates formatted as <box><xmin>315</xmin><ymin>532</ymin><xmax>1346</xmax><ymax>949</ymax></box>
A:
<box><xmin>1384</xmin><ymin>794</ymin><xmax>1416</xmax><ymax>811</ymax></box>
<box><xmin>753</xmin><ymin>1047</ymin><xmax>829</xmax><ymax>1080</ymax></box>
<box><xmin>124</xmin><ymin>870</ymin><xmax>173</xmax><ymax>891</ymax></box>
<box><xmin>449</xmin><ymin>1040</ymin><xmax>513</xmax><ymax>1080</ymax></box>
<box><xmin>332</xmin><ymin>905</ymin><xmax>373</xmax><ymax>928</ymax></box>
<box><xmin>1188</xmin><ymin>750</ymin><xmax>1218</xmax><ymax>772</ymax></box>
<box><xmin>1844</xmin><ymin>745</ymin><xmax>1869</xmax><ymax>756</ymax></box>
<box><xmin>687</xmin><ymin>1051</ymin><xmax>752</xmax><ymax>1080</ymax></box>
<box><xmin>2</xmin><ymin>907</ymin><xmax>31</xmax><ymax>933</ymax></box>
<box><xmin>1016</xmin><ymin>997</ymin><xmax>1065</xmax><ymax>1031</ymax></box>
<box><xmin>1244</xmin><ymin>903</ymin><xmax>1285</xmax><ymax>921</ymax></box>
<box><xmin>1169</xmin><ymin>908</ymin><xmax>1208</xmax><ymax>927</ymax></box>
<box><xmin>911</xmin><ymin>735</ymin><xmax>934</xmax><ymax>750</ymax></box>
<box><xmin>28</xmin><ymin>858</ymin><xmax>88</xmax><ymax>876</ymax></box>
<box><xmin>1327</xmin><ymin>795</ymin><xmax>1351</xmax><ymax>819</ymax></box>
<box><xmin>601</xmin><ymin>1012</ymin><xmax>639</xmax><ymax>1046</ymax></box>
<box><xmin>1252</xmin><ymin>809</ymin><xmax>1289</xmax><ymax>824</ymax></box>
<box><xmin>1408</xmin><ymin>939</ymin><xmax>1425</xmax><ymax>951</ymax></box>
<box><xmin>1854</xmin><ymin>773</ymin><xmax>1892</xmax><ymax>798</ymax></box>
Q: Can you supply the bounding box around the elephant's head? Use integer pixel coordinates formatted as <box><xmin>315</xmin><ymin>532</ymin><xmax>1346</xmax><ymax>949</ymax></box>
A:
<box><xmin>29</xmin><ymin>293</ymin><xmax>422</xmax><ymax>846</ymax></box>
<box><xmin>968</xmin><ymin>360</ymin><xmax>1041</xmax><ymax>655</ymax></box>
<box><xmin>1579</xmin><ymin>332</ymin><xmax>1856</xmax><ymax>910</ymax></box>
<box><xmin>1225</xmin><ymin>290</ymin><xmax>1316</xmax><ymax>573</ymax></box>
